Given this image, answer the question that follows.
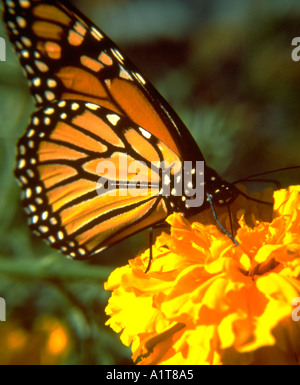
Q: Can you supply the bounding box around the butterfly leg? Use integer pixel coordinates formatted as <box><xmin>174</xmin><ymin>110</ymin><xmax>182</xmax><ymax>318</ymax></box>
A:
<box><xmin>145</xmin><ymin>227</ymin><xmax>153</xmax><ymax>273</ymax></box>
<box><xmin>206</xmin><ymin>193</ymin><xmax>239</xmax><ymax>246</ymax></box>
<box><xmin>144</xmin><ymin>221</ymin><xmax>169</xmax><ymax>273</ymax></box>
<box><xmin>227</xmin><ymin>204</ymin><xmax>235</xmax><ymax>237</ymax></box>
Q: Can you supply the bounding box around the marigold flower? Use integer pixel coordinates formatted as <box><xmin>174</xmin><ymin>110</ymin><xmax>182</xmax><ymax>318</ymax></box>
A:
<box><xmin>104</xmin><ymin>186</ymin><xmax>300</xmax><ymax>365</ymax></box>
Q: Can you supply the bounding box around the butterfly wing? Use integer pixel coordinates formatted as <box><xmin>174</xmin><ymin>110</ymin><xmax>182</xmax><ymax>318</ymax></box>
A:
<box><xmin>15</xmin><ymin>100</ymin><xmax>183</xmax><ymax>259</ymax></box>
<box><xmin>6</xmin><ymin>0</ymin><xmax>241</xmax><ymax>259</ymax></box>
<box><xmin>4</xmin><ymin>0</ymin><xmax>203</xmax><ymax>161</ymax></box>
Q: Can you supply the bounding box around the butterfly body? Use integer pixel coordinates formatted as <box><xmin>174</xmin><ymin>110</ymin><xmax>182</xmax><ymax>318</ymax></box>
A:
<box><xmin>4</xmin><ymin>0</ymin><xmax>240</xmax><ymax>260</ymax></box>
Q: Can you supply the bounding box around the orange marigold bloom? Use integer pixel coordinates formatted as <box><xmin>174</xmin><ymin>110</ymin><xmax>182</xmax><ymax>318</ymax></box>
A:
<box><xmin>104</xmin><ymin>186</ymin><xmax>300</xmax><ymax>365</ymax></box>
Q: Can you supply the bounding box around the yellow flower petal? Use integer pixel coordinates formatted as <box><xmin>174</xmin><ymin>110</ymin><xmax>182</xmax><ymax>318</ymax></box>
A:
<box><xmin>105</xmin><ymin>186</ymin><xmax>300</xmax><ymax>364</ymax></box>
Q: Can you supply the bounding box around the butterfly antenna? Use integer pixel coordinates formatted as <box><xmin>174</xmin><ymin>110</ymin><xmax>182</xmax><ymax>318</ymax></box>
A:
<box><xmin>235</xmin><ymin>189</ymin><xmax>273</xmax><ymax>206</ymax></box>
<box><xmin>234</xmin><ymin>178</ymin><xmax>281</xmax><ymax>189</ymax></box>
<box><xmin>233</xmin><ymin>165</ymin><xmax>300</xmax><ymax>184</ymax></box>
<box><xmin>206</xmin><ymin>193</ymin><xmax>239</xmax><ymax>246</ymax></box>
<box><xmin>232</xmin><ymin>166</ymin><xmax>300</xmax><ymax>207</ymax></box>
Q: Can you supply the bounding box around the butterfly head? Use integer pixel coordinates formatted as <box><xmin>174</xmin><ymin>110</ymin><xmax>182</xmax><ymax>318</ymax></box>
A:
<box><xmin>204</xmin><ymin>166</ymin><xmax>240</xmax><ymax>207</ymax></box>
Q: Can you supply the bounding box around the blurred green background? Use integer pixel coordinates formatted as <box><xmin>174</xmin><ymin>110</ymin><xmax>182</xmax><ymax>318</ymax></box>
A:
<box><xmin>0</xmin><ymin>0</ymin><xmax>299</xmax><ymax>365</ymax></box>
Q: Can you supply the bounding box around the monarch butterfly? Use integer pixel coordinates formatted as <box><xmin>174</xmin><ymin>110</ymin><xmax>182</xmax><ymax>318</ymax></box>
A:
<box><xmin>4</xmin><ymin>0</ymin><xmax>244</xmax><ymax>261</ymax></box>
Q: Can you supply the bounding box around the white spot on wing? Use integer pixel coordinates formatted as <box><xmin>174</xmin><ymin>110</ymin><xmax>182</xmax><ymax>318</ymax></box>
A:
<box><xmin>139</xmin><ymin>127</ymin><xmax>151</xmax><ymax>139</ymax></box>
<box><xmin>111</xmin><ymin>48</ymin><xmax>124</xmax><ymax>62</ymax></box>
<box><xmin>86</xmin><ymin>103</ymin><xmax>99</xmax><ymax>110</ymax></box>
<box><xmin>134</xmin><ymin>72</ymin><xmax>146</xmax><ymax>85</ymax></box>
<box><xmin>91</xmin><ymin>27</ymin><xmax>103</xmax><ymax>41</ymax></box>
<box><xmin>107</xmin><ymin>114</ymin><xmax>120</xmax><ymax>126</ymax></box>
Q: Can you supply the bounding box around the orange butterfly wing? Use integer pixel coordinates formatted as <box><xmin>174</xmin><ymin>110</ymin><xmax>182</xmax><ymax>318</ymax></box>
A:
<box><xmin>4</xmin><ymin>0</ymin><xmax>202</xmax><ymax>160</ymax></box>
<box><xmin>5</xmin><ymin>0</ymin><xmax>240</xmax><ymax>260</ymax></box>
<box><xmin>15</xmin><ymin>99</ymin><xmax>183</xmax><ymax>259</ymax></box>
